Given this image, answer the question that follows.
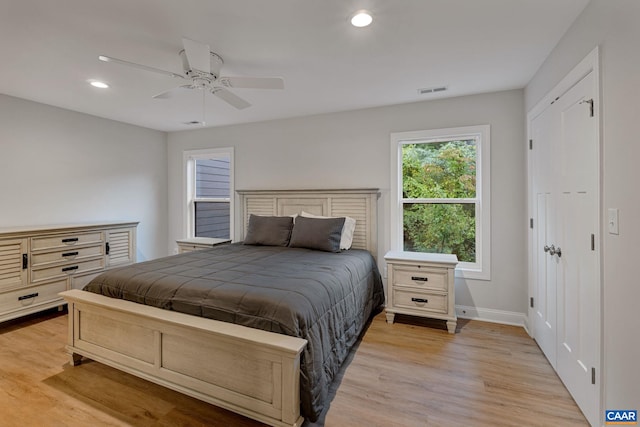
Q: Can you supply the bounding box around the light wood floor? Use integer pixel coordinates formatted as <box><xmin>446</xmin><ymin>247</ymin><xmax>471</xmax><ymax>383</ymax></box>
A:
<box><xmin>0</xmin><ymin>308</ymin><xmax>588</xmax><ymax>427</ymax></box>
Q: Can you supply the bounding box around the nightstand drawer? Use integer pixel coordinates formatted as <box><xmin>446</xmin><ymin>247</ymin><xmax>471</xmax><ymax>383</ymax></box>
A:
<box><xmin>392</xmin><ymin>288</ymin><xmax>448</xmax><ymax>314</ymax></box>
<box><xmin>392</xmin><ymin>265</ymin><xmax>447</xmax><ymax>291</ymax></box>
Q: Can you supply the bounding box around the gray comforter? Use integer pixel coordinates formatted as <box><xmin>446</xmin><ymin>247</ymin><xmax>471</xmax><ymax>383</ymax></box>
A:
<box><xmin>84</xmin><ymin>243</ymin><xmax>384</xmax><ymax>421</ymax></box>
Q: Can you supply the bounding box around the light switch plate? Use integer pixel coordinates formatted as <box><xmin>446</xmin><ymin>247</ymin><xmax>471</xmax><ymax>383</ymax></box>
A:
<box><xmin>608</xmin><ymin>208</ymin><xmax>619</xmax><ymax>235</ymax></box>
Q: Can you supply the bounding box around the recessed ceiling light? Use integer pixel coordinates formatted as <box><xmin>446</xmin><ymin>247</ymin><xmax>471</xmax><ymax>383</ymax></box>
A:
<box><xmin>351</xmin><ymin>10</ymin><xmax>373</xmax><ymax>27</ymax></box>
<box><xmin>89</xmin><ymin>80</ymin><xmax>110</xmax><ymax>89</ymax></box>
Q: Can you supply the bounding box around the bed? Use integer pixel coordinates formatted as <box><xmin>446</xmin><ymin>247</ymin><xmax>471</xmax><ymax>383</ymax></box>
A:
<box><xmin>60</xmin><ymin>188</ymin><xmax>382</xmax><ymax>427</ymax></box>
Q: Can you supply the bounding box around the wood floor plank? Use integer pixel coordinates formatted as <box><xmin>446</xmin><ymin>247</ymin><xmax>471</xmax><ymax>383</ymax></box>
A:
<box><xmin>0</xmin><ymin>308</ymin><xmax>588</xmax><ymax>426</ymax></box>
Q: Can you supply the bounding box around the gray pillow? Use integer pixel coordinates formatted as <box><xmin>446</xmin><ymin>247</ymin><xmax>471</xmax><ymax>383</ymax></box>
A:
<box><xmin>243</xmin><ymin>215</ymin><xmax>294</xmax><ymax>246</ymax></box>
<box><xmin>288</xmin><ymin>216</ymin><xmax>345</xmax><ymax>253</ymax></box>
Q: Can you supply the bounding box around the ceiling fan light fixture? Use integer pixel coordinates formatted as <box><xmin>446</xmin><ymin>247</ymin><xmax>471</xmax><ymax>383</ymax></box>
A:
<box><xmin>89</xmin><ymin>80</ymin><xmax>110</xmax><ymax>89</ymax></box>
<box><xmin>350</xmin><ymin>10</ymin><xmax>373</xmax><ymax>27</ymax></box>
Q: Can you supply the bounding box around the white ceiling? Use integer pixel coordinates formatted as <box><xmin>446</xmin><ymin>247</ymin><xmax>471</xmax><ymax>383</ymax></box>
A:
<box><xmin>0</xmin><ymin>0</ymin><xmax>589</xmax><ymax>132</ymax></box>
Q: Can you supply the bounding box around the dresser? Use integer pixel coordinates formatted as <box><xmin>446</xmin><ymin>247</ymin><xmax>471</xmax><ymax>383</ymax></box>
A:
<box><xmin>176</xmin><ymin>237</ymin><xmax>231</xmax><ymax>253</ymax></box>
<box><xmin>0</xmin><ymin>222</ymin><xmax>137</xmax><ymax>323</ymax></box>
<box><xmin>384</xmin><ymin>251</ymin><xmax>458</xmax><ymax>333</ymax></box>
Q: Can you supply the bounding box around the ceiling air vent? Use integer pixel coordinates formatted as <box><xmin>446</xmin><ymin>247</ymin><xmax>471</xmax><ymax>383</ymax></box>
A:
<box><xmin>418</xmin><ymin>86</ymin><xmax>448</xmax><ymax>95</ymax></box>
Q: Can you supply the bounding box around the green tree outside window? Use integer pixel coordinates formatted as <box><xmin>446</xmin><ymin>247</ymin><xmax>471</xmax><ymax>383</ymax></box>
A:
<box><xmin>402</xmin><ymin>140</ymin><xmax>477</xmax><ymax>262</ymax></box>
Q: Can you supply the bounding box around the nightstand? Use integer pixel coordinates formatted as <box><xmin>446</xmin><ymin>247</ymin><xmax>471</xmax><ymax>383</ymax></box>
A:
<box><xmin>384</xmin><ymin>250</ymin><xmax>458</xmax><ymax>334</ymax></box>
<box><xmin>176</xmin><ymin>237</ymin><xmax>231</xmax><ymax>253</ymax></box>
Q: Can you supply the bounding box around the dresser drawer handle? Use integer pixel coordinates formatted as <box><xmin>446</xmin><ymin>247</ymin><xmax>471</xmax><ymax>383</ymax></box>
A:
<box><xmin>62</xmin><ymin>265</ymin><xmax>79</xmax><ymax>272</ymax></box>
<box><xmin>411</xmin><ymin>297</ymin><xmax>429</xmax><ymax>304</ymax></box>
<box><xmin>62</xmin><ymin>251</ymin><xmax>79</xmax><ymax>257</ymax></box>
<box><xmin>411</xmin><ymin>276</ymin><xmax>428</xmax><ymax>282</ymax></box>
<box><xmin>62</xmin><ymin>238</ymin><xmax>79</xmax><ymax>243</ymax></box>
<box><xmin>18</xmin><ymin>293</ymin><xmax>39</xmax><ymax>301</ymax></box>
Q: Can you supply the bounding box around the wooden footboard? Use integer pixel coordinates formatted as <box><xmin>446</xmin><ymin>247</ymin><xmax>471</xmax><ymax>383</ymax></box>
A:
<box><xmin>60</xmin><ymin>289</ymin><xmax>307</xmax><ymax>427</ymax></box>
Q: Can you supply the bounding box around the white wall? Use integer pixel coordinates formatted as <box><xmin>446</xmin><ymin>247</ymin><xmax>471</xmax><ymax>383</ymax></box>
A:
<box><xmin>168</xmin><ymin>89</ymin><xmax>527</xmax><ymax>317</ymax></box>
<box><xmin>0</xmin><ymin>94</ymin><xmax>168</xmax><ymax>261</ymax></box>
<box><xmin>525</xmin><ymin>0</ymin><xmax>640</xmax><ymax>415</ymax></box>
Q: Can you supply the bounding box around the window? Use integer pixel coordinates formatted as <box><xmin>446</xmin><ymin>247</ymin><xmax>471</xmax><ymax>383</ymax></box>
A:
<box><xmin>184</xmin><ymin>148</ymin><xmax>234</xmax><ymax>239</ymax></box>
<box><xmin>390</xmin><ymin>125</ymin><xmax>490</xmax><ymax>279</ymax></box>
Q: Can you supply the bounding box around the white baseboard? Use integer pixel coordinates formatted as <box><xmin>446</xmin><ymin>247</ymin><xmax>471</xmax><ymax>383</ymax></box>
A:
<box><xmin>455</xmin><ymin>305</ymin><xmax>526</xmax><ymax>328</ymax></box>
<box><xmin>522</xmin><ymin>315</ymin><xmax>532</xmax><ymax>337</ymax></box>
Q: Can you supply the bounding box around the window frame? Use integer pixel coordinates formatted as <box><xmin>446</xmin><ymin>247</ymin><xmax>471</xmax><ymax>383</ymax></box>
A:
<box><xmin>390</xmin><ymin>125</ymin><xmax>491</xmax><ymax>280</ymax></box>
<box><xmin>183</xmin><ymin>147</ymin><xmax>234</xmax><ymax>240</ymax></box>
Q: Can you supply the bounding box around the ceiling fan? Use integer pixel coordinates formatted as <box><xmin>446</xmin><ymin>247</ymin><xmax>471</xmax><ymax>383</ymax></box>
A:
<box><xmin>98</xmin><ymin>38</ymin><xmax>284</xmax><ymax>116</ymax></box>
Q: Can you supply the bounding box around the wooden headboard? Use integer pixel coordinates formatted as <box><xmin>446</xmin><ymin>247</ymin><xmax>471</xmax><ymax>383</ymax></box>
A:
<box><xmin>237</xmin><ymin>189</ymin><xmax>379</xmax><ymax>255</ymax></box>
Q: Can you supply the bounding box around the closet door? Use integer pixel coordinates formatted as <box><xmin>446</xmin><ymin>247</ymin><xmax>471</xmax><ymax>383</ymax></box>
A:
<box><xmin>555</xmin><ymin>71</ymin><xmax>599</xmax><ymax>426</ymax></box>
<box><xmin>528</xmin><ymin>50</ymin><xmax>600</xmax><ymax>427</ymax></box>
<box><xmin>530</xmin><ymin>103</ymin><xmax>560</xmax><ymax>367</ymax></box>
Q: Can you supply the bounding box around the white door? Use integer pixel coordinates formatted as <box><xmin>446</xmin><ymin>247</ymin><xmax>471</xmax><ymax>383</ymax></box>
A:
<box><xmin>531</xmin><ymin>104</ymin><xmax>559</xmax><ymax>367</ymax></box>
<box><xmin>555</xmin><ymin>71</ymin><xmax>600</xmax><ymax>426</ymax></box>
<box><xmin>529</xmin><ymin>63</ymin><xmax>600</xmax><ymax>427</ymax></box>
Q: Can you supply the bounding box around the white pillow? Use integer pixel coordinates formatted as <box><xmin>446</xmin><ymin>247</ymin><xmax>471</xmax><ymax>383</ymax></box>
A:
<box><xmin>300</xmin><ymin>211</ymin><xmax>356</xmax><ymax>250</ymax></box>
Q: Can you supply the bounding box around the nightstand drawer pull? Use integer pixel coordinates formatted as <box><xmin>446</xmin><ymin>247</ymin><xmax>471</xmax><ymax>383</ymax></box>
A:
<box><xmin>411</xmin><ymin>297</ymin><xmax>429</xmax><ymax>303</ymax></box>
<box><xmin>62</xmin><ymin>251</ymin><xmax>79</xmax><ymax>257</ymax></box>
<box><xmin>411</xmin><ymin>276</ymin><xmax>429</xmax><ymax>282</ymax></box>
<box><xmin>18</xmin><ymin>293</ymin><xmax>39</xmax><ymax>301</ymax></box>
<box><xmin>62</xmin><ymin>265</ymin><xmax>79</xmax><ymax>272</ymax></box>
<box><xmin>62</xmin><ymin>238</ymin><xmax>79</xmax><ymax>243</ymax></box>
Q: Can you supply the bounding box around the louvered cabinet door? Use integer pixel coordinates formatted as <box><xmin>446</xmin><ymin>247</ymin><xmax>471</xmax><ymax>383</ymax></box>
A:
<box><xmin>106</xmin><ymin>227</ymin><xmax>137</xmax><ymax>268</ymax></box>
<box><xmin>0</xmin><ymin>238</ymin><xmax>28</xmax><ymax>292</ymax></box>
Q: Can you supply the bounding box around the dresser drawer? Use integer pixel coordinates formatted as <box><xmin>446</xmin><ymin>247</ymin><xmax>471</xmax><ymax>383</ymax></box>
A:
<box><xmin>392</xmin><ymin>265</ymin><xmax>448</xmax><ymax>291</ymax></box>
<box><xmin>31</xmin><ymin>258</ymin><xmax>105</xmax><ymax>283</ymax></box>
<box><xmin>0</xmin><ymin>280</ymin><xmax>67</xmax><ymax>314</ymax></box>
<box><xmin>31</xmin><ymin>232</ymin><xmax>104</xmax><ymax>252</ymax></box>
<box><xmin>31</xmin><ymin>244</ymin><xmax>104</xmax><ymax>268</ymax></box>
<box><xmin>392</xmin><ymin>287</ymin><xmax>448</xmax><ymax>314</ymax></box>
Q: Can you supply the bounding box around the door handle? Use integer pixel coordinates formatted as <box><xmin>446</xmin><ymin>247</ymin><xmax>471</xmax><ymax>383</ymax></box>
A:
<box><xmin>546</xmin><ymin>244</ymin><xmax>562</xmax><ymax>257</ymax></box>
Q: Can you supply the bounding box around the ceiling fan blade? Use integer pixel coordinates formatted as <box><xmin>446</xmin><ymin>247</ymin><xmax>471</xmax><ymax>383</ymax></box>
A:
<box><xmin>219</xmin><ymin>76</ymin><xmax>284</xmax><ymax>90</ymax></box>
<box><xmin>182</xmin><ymin>38</ymin><xmax>211</xmax><ymax>73</ymax></box>
<box><xmin>212</xmin><ymin>87</ymin><xmax>251</xmax><ymax>109</ymax></box>
<box><xmin>152</xmin><ymin>84</ymin><xmax>194</xmax><ymax>99</ymax></box>
<box><xmin>98</xmin><ymin>55</ymin><xmax>185</xmax><ymax>79</ymax></box>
